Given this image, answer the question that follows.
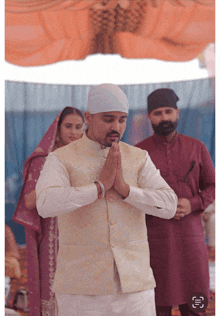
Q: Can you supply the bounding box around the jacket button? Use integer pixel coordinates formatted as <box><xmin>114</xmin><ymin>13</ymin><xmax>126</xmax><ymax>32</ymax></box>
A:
<box><xmin>109</xmin><ymin>221</ymin><xmax>116</xmax><ymax>226</ymax></box>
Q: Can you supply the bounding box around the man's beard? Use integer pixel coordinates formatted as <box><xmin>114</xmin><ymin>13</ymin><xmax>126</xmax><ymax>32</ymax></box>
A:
<box><xmin>152</xmin><ymin>119</ymin><xmax>178</xmax><ymax>136</ymax></box>
<box><xmin>102</xmin><ymin>131</ymin><xmax>121</xmax><ymax>148</ymax></box>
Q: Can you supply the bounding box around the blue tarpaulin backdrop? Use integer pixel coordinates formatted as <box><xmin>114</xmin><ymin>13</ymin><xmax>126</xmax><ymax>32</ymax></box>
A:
<box><xmin>5</xmin><ymin>79</ymin><xmax>215</xmax><ymax>244</ymax></box>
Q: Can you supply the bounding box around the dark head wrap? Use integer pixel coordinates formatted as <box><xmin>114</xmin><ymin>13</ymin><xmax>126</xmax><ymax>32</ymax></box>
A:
<box><xmin>147</xmin><ymin>88</ymin><xmax>179</xmax><ymax>114</ymax></box>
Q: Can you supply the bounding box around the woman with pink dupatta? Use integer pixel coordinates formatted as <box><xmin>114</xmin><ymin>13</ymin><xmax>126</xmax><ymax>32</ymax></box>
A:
<box><xmin>13</xmin><ymin>107</ymin><xmax>84</xmax><ymax>316</ymax></box>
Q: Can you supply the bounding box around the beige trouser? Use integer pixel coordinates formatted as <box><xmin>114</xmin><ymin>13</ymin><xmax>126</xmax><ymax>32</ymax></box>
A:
<box><xmin>55</xmin><ymin>263</ymin><xmax>156</xmax><ymax>316</ymax></box>
<box><xmin>56</xmin><ymin>288</ymin><xmax>156</xmax><ymax>316</ymax></box>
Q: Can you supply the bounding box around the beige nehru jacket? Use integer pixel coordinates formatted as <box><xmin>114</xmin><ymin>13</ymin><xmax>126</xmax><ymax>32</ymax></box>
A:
<box><xmin>36</xmin><ymin>134</ymin><xmax>177</xmax><ymax>295</ymax></box>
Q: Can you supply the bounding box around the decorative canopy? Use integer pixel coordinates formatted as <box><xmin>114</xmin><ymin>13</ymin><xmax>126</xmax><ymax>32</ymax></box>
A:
<box><xmin>5</xmin><ymin>0</ymin><xmax>215</xmax><ymax>66</ymax></box>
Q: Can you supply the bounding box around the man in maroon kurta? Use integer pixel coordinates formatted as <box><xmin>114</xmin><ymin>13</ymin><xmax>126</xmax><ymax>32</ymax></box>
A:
<box><xmin>136</xmin><ymin>88</ymin><xmax>215</xmax><ymax>316</ymax></box>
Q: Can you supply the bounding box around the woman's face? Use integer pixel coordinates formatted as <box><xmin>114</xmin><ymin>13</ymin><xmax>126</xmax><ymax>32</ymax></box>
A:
<box><xmin>59</xmin><ymin>114</ymin><xmax>84</xmax><ymax>146</ymax></box>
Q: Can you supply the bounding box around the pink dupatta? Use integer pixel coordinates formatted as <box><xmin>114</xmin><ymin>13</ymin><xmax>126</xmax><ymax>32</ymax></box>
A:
<box><xmin>13</xmin><ymin>111</ymin><xmax>62</xmax><ymax>316</ymax></box>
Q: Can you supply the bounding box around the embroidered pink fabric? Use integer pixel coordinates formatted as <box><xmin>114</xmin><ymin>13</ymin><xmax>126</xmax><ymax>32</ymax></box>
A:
<box><xmin>13</xmin><ymin>111</ymin><xmax>62</xmax><ymax>316</ymax></box>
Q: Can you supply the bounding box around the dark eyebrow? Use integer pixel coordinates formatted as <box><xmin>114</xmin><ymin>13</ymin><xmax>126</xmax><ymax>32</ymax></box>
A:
<box><xmin>102</xmin><ymin>114</ymin><xmax>114</xmax><ymax>118</ymax></box>
<box><xmin>102</xmin><ymin>114</ymin><xmax>128</xmax><ymax>118</ymax></box>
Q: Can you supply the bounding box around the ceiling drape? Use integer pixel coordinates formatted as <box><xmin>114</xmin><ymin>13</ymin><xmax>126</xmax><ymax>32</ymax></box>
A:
<box><xmin>5</xmin><ymin>0</ymin><xmax>98</xmax><ymax>12</ymax></box>
<box><xmin>5</xmin><ymin>0</ymin><xmax>215</xmax><ymax>66</ymax></box>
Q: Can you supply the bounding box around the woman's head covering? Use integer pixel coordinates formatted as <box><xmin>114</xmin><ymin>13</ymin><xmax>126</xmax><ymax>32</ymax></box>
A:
<box><xmin>13</xmin><ymin>109</ymin><xmax>65</xmax><ymax>233</ymax></box>
<box><xmin>87</xmin><ymin>84</ymin><xmax>129</xmax><ymax>114</ymax></box>
<box><xmin>147</xmin><ymin>88</ymin><xmax>179</xmax><ymax>114</ymax></box>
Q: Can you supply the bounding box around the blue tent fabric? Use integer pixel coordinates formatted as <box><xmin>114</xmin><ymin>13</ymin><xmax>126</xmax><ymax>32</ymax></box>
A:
<box><xmin>5</xmin><ymin>79</ymin><xmax>215</xmax><ymax>244</ymax></box>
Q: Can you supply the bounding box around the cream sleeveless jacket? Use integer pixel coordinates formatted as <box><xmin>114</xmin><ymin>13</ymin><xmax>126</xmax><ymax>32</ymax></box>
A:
<box><xmin>51</xmin><ymin>135</ymin><xmax>155</xmax><ymax>295</ymax></box>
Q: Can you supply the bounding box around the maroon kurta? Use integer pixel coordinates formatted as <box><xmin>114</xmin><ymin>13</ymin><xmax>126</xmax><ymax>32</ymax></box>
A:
<box><xmin>136</xmin><ymin>133</ymin><xmax>215</xmax><ymax>306</ymax></box>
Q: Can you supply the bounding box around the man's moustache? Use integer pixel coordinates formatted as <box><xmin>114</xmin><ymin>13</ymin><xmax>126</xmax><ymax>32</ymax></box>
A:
<box><xmin>106</xmin><ymin>132</ymin><xmax>120</xmax><ymax>138</ymax></box>
<box><xmin>159</xmin><ymin>120</ymin><xmax>174</xmax><ymax>128</ymax></box>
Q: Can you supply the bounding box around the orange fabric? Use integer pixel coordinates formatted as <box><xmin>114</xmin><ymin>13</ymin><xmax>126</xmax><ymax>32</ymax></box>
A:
<box><xmin>5</xmin><ymin>257</ymin><xmax>22</xmax><ymax>279</ymax></box>
<box><xmin>5</xmin><ymin>225</ymin><xmax>21</xmax><ymax>279</ymax></box>
<box><xmin>5</xmin><ymin>225</ymin><xmax>20</xmax><ymax>259</ymax></box>
<box><xmin>5</xmin><ymin>0</ymin><xmax>98</xmax><ymax>12</ymax></box>
<box><xmin>115</xmin><ymin>1</ymin><xmax>215</xmax><ymax>61</ymax></box>
<box><xmin>5</xmin><ymin>0</ymin><xmax>215</xmax><ymax>66</ymax></box>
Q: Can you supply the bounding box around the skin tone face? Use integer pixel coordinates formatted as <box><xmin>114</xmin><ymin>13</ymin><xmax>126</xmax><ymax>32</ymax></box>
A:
<box><xmin>84</xmin><ymin>111</ymin><xmax>128</xmax><ymax>147</ymax></box>
<box><xmin>59</xmin><ymin>114</ymin><xmax>84</xmax><ymax>146</ymax></box>
<box><xmin>148</xmin><ymin>107</ymin><xmax>179</xmax><ymax>141</ymax></box>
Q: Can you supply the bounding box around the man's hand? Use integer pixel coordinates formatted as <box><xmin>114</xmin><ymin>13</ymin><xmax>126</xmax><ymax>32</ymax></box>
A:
<box><xmin>202</xmin><ymin>213</ymin><xmax>211</xmax><ymax>222</ymax></box>
<box><xmin>99</xmin><ymin>142</ymin><xmax>119</xmax><ymax>191</ymax></box>
<box><xmin>173</xmin><ymin>198</ymin><xmax>192</xmax><ymax>220</ymax></box>
<box><xmin>113</xmin><ymin>144</ymin><xmax>130</xmax><ymax>199</ymax></box>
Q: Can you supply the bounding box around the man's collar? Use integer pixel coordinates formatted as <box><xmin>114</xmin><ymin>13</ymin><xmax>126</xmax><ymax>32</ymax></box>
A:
<box><xmin>82</xmin><ymin>132</ymin><xmax>111</xmax><ymax>154</ymax></box>
<box><xmin>152</xmin><ymin>132</ymin><xmax>178</xmax><ymax>145</ymax></box>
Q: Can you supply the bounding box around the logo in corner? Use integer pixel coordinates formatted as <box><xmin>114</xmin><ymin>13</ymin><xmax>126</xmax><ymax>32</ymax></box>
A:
<box><xmin>188</xmin><ymin>292</ymin><xmax>208</xmax><ymax>313</ymax></box>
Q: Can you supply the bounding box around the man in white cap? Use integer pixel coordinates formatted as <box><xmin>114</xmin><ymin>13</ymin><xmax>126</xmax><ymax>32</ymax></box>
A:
<box><xmin>36</xmin><ymin>84</ymin><xmax>177</xmax><ymax>316</ymax></box>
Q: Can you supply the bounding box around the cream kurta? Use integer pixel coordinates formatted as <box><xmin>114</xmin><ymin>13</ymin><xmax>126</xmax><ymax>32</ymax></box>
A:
<box><xmin>36</xmin><ymin>134</ymin><xmax>177</xmax><ymax>296</ymax></box>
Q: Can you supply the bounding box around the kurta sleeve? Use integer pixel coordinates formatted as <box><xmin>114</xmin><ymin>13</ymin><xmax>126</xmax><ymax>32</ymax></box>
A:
<box><xmin>189</xmin><ymin>144</ymin><xmax>215</xmax><ymax>212</ymax></box>
<box><xmin>36</xmin><ymin>152</ymin><xmax>98</xmax><ymax>218</ymax></box>
<box><xmin>124</xmin><ymin>152</ymin><xmax>177</xmax><ymax>219</ymax></box>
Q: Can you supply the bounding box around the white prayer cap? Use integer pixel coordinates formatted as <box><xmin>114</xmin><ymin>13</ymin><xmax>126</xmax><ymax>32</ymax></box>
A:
<box><xmin>87</xmin><ymin>84</ymin><xmax>129</xmax><ymax>114</ymax></box>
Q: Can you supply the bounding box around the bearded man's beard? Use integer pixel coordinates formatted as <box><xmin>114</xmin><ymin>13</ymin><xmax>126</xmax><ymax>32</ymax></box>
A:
<box><xmin>152</xmin><ymin>119</ymin><xmax>178</xmax><ymax>136</ymax></box>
